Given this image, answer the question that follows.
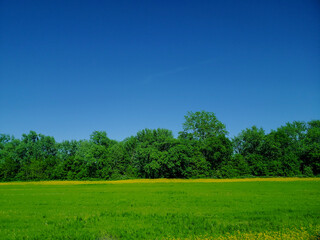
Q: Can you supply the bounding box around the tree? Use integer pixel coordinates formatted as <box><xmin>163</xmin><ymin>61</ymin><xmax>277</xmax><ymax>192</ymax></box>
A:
<box><xmin>201</xmin><ymin>135</ymin><xmax>233</xmax><ymax>171</ymax></box>
<box><xmin>0</xmin><ymin>137</ymin><xmax>21</xmax><ymax>181</ymax></box>
<box><xmin>90</xmin><ymin>131</ymin><xmax>116</xmax><ymax>148</ymax></box>
<box><xmin>163</xmin><ymin>141</ymin><xmax>209</xmax><ymax>178</ymax></box>
<box><xmin>179</xmin><ymin>111</ymin><xmax>228</xmax><ymax>141</ymax></box>
<box><xmin>259</xmin><ymin>121</ymin><xmax>308</xmax><ymax>177</ymax></box>
<box><xmin>233</xmin><ymin>126</ymin><xmax>265</xmax><ymax>156</ymax></box>
<box><xmin>15</xmin><ymin>131</ymin><xmax>59</xmax><ymax>180</ymax></box>
<box><xmin>0</xmin><ymin>134</ymin><xmax>12</xmax><ymax>150</ymax></box>
<box><xmin>136</xmin><ymin>128</ymin><xmax>173</xmax><ymax>144</ymax></box>
<box><xmin>57</xmin><ymin>140</ymin><xmax>79</xmax><ymax>161</ymax></box>
<box><xmin>301</xmin><ymin>120</ymin><xmax>320</xmax><ymax>175</ymax></box>
<box><xmin>129</xmin><ymin>128</ymin><xmax>174</xmax><ymax>178</ymax></box>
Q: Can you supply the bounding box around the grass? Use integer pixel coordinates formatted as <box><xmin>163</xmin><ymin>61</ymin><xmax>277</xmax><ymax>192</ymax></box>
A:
<box><xmin>0</xmin><ymin>178</ymin><xmax>319</xmax><ymax>239</ymax></box>
<box><xmin>1</xmin><ymin>177</ymin><xmax>320</xmax><ymax>185</ymax></box>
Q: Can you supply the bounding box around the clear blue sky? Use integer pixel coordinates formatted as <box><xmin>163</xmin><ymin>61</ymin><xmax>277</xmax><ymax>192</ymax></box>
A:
<box><xmin>1</xmin><ymin>0</ymin><xmax>319</xmax><ymax>142</ymax></box>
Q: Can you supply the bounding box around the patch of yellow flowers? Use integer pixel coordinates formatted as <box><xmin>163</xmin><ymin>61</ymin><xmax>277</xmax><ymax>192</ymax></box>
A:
<box><xmin>170</xmin><ymin>227</ymin><xmax>320</xmax><ymax>240</ymax></box>
<box><xmin>0</xmin><ymin>177</ymin><xmax>319</xmax><ymax>185</ymax></box>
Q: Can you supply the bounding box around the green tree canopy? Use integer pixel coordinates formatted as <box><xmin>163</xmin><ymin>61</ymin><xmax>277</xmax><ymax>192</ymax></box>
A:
<box><xmin>179</xmin><ymin>111</ymin><xmax>228</xmax><ymax>141</ymax></box>
<box><xmin>233</xmin><ymin>126</ymin><xmax>265</xmax><ymax>156</ymax></box>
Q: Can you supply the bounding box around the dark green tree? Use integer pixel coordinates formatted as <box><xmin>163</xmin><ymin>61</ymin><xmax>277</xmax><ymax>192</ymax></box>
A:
<box><xmin>233</xmin><ymin>126</ymin><xmax>265</xmax><ymax>156</ymax></box>
<box><xmin>0</xmin><ymin>136</ymin><xmax>21</xmax><ymax>181</ymax></box>
<box><xmin>301</xmin><ymin>120</ymin><xmax>320</xmax><ymax>175</ymax></box>
<box><xmin>201</xmin><ymin>135</ymin><xmax>233</xmax><ymax>172</ymax></box>
<box><xmin>179</xmin><ymin>111</ymin><xmax>228</xmax><ymax>141</ymax></box>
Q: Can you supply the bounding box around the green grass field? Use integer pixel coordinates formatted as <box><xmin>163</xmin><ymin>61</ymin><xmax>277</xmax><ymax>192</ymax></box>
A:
<box><xmin>0</xmin><ymin>179</ymin><xmax>319</xmax><ymax>240</ymax></box>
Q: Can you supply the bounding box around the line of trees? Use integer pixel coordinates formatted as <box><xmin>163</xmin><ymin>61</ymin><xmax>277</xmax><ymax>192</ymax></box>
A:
<box><xmin>1</xmin><ymin>111</ymin><xmax>319</xmax><ymax>181</ymax></box>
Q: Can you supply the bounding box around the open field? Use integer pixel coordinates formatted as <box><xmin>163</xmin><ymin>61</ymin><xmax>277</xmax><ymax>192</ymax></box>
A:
<box><xmin>1</xmin><ymin>177</ymin><xmax>320</xmax><ymax>186</ymax></box>
<box><xmin>0</xmin><ymin>178</ymin><xmax>319</xmax><ymax>239</ymax></box>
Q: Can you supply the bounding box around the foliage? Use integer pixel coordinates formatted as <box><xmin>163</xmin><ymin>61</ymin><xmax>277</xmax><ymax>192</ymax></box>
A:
<box><xmin>233</xmin><ymin>126</ymin><xmax>265</xmax><ymax>156</ymax></box>
<box><xmin>179</xmin><ymin>111</ymin><xmax>228</xmax><ymax>140</ymax></box>
<box><xmin>0</xmin><ymin>112</ymin><xmax>319</xmax><ymax>181</ymax></box>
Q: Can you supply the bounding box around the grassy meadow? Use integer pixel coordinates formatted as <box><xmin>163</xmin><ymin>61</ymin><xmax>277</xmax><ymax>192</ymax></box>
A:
<box><xmin>0</xmin><ymin>178</ymin><xmax>319</xmax><ymax>240</ymax></box>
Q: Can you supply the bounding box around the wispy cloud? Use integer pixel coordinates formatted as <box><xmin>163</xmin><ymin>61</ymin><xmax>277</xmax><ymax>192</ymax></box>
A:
<box><xmin>143</xmin><ymin>58</ymin><xmax>214</xmax><ymax>84</ymax></box>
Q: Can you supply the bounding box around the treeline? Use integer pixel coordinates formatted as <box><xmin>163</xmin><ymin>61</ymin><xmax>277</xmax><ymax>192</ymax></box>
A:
<box><xmin>0</xmin><ymin>111</ymin><xmax>319</xmax><ymax>181</ymax></box>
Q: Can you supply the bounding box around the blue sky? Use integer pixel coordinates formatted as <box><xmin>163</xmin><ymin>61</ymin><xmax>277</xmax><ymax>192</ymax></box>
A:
<box><xmin>1</xmin><ymin>0</ymin><xmax>319</xmax><ymax>142</ymax></box>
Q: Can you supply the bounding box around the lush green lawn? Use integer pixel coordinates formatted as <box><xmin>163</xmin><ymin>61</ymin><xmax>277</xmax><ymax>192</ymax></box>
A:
<box><xmin>0</xmin><ymin>179</ymin><xmax>319</xmax><ymax>239</ymax></box>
